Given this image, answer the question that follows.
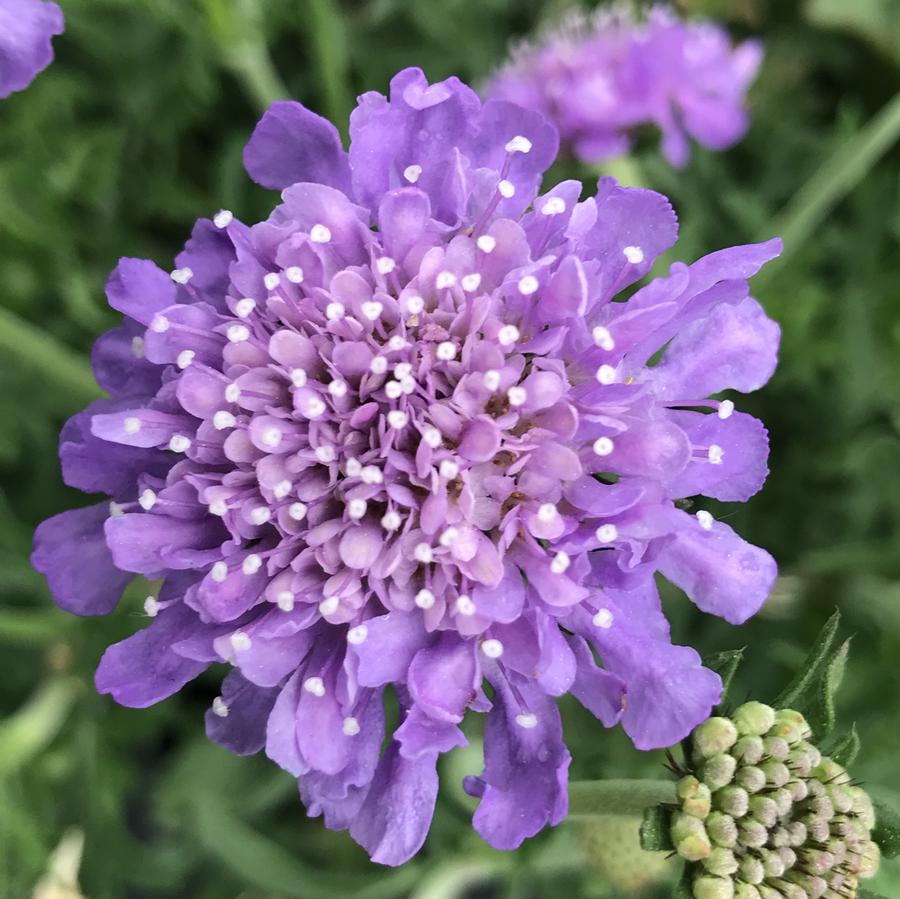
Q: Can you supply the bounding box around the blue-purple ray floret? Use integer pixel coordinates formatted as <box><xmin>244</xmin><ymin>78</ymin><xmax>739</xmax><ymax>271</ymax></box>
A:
<box><xmin>487</xmin><ymin>5</ymin><xmax>762</xmax><ymax>167</ymax></box>
<box><xmin>0</xmin><ymin>0</ymin><xmax>63</xmax><ymax>99</ymax></box>
<box><xmin>33</xmin><ymin>67</ymin><xmax>781</xmax><ymax>865</ymax></box>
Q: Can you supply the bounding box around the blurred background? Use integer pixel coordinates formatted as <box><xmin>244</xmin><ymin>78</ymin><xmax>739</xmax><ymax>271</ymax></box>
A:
<box><xmin>2</xmin><ymin>0</ymin><xmax>900</xmax><ymax>896</ymax></box>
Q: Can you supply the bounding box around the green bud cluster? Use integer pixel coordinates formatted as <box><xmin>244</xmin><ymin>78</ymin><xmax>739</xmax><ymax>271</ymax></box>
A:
<box><xmin>672</xmin><ymin>703</ymin><xmax>880</xmax><ymax>899</ymax></box>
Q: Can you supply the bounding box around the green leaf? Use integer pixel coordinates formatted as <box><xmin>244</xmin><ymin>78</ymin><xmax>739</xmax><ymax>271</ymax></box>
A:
<box><xmin>858</xmin><ymin>890</ymin><xmax>890</xmax><ymax>899</ymax></box>
<box><xmin>825</xmin><ymin>723</ymin><xmax>861</xmax><ymax>767</ymax></box>
<box><xmin>568</xmin><ymin>779</ymin><xmax>676</xmax><ymax>818</ymax></box>
<box><xmin>704</xmin><ymin>648</ymin><xmax>745</xmax><ymax>707</ymax></box>
<box><xmin>672</xmin><ymin>866</ymin><xmax>693</xmax><ymax>899</ymax></box>
<box><xmin>873</xmin><ymin>797</ymin><xmax>900</xmax><ymax>859</ymax></box>
<box><xmin>639</xmin><ymin>804</ymin><xmax>675</xmax><ymax>852</ymax></box>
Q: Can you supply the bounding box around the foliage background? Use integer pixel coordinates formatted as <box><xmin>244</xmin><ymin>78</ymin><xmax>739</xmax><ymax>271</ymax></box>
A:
<box><xmin>2</xmin><ymin>0</ymin><xmax>900</xmax><ymax>896</ymax></box>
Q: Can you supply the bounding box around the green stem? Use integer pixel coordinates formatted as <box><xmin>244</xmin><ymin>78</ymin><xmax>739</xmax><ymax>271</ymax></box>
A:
<box><xmin>568</xmin><ymin>778</ymin><xmax>676</xmax><ymax>818</ymax></box>
<box><xmin>0</xmin><ymin>307</ymin><xmax>100</xmax><ymax>404</ymax></box>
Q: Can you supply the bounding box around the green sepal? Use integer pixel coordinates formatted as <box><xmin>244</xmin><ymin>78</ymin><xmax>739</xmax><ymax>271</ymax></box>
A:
<box><xmin>639</xmin><ymin>803</ymin><xmax>675</xmax><ymax>852</ymax></box>
<box><xmin>822</xmin><ymin>722</ymin><xmax>861</xmax><ymax>767</ymax></box>
<box><xmin>705</xmin><ymin>648</ymin><xmax>745</xmax><ymax>709</ymax></box>
<box><xmin>873</xmin><ymin>797</ymin><xmax>900</xmax><ymax>858</ymax></box>
<box><xmin>672</xmin><ymin>865</ymin><xmax>694</xmax><ymax>899</ymax></box>
<box><xmin>773</xmin><ymin>609</ymin><xmax>848</xmax><ymax>737</ymax></box>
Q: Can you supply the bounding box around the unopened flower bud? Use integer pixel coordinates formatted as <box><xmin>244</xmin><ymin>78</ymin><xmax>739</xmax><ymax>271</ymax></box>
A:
<box><xmin>738</xmin><ymin>819</ymin><xmax>768</xmax><ymax>849</ymax></box>
<box><xmin>732</xmin><ymin>701</ymin><xmax>775</xmax><ymax>737</ymax></box>
<box><xmin>761</xmin><ymin>735</ymin><xmax>789</xmax><ymax>761</ymax></box>
<box><xmin>701</xmin><ymin>753</ymin><xmax>737</xmax><ymax>790</ymax></box>
<box><xmin>704</xmin><ymin>847</ymin><xmax>738</xmax><ymax>877</ymax></box>
<box><xmin>693</xmin><ymin>875</ymin><xmax>734</xmax><ymax>899</ymax></box>
<box><xmin>693</xmin><ymin>716</ymin><xmax>738</xmax><ymax>758</ymax></box>
<box><xmin>706</xmin><ymin>812</ymin><xmax>738</xmax><ymax>848</ymax></box>
<box><xmin>759</xmin><ymin>759</ymin><xmax>790</xmax><ymax>787</ymax></box>
<box><xmin>760</xmin><ymin>848</ymin><xmax>785</xmax><ymax>878</ymax></box>
<box><xmin>734</xmin><ymin>885</ymin><xmax>761</xmax><ymax>899</ymax></box>
<box><xmin>715</xmin><ymin>785</ymin><xmax>749</xmax><ymax>818</ymax></box>
<box><xmin>738</xmin><ymin>855</ymin><xmax>764</xmax><ymax>885</ymax></box>
<box><xmin>749</xmin><ymin>795</ymin><xmax>778</xmax><ymax>828</ymax></box>
<box><xmin>732</xmin><ymin>735</ymin><xmax>764</xmax><ymax>765</ymax></box>
<box><xmin>734</xmin><ymin>765</ymin><xmax>766</xmax><ymax>794</ymax></box>
<box><xmin>770</xmin><ymin>708</ymin><xmax>810</xmax><ymax>742</ymax></box>
<box><xmin>678</xmin><ymin>776</ymin><xmax>712</xmax><ymax>818</ymax></box>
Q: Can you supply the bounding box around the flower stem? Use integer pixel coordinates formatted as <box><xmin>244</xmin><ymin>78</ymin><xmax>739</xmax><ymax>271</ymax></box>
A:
<box><xmin>568</xmin><ymin>778</ymin><xmax>676</xmax><ymax>817</ymax></box>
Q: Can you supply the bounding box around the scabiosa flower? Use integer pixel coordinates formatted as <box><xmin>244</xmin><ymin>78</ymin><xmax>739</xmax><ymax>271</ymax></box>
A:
<box><xmin>673</xmin><ymin>705</ymin><xmax>881</xmax><ymax>898</ymax></box>
<box><xmin>33</xmin><ymin>67</ymin><xmax>781</xmax><ymax>865</ymax></box>
<box><xmin>487</xmin><ymin>5</ymin><xmax>762</xmax><ymax>168</ymax></box>
<box><xmin>0</xmin><ymin>0</ymin><xmax>64</xmax><ymax>99</ymax></box>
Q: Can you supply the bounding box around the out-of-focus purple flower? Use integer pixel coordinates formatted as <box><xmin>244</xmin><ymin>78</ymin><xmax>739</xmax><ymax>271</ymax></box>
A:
<box><xmin>0</xmin><ymin>0</ymin><xmax>64</xmax><ymax>99</ymax></box>
<box><xmin>487</xmin><ymin>6</ymin><xmax>762</xmax><ymax>168</ymax></box>
<box><xmin>33</xmin><ymin>67</ymin><xmax>781</xmax><ymax>865</ymax></box>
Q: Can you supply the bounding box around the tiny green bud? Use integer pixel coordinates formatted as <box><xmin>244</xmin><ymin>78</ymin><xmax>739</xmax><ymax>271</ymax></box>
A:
<box><xmin>693</xmin><ymin>874</ymin><xmax>734</xmax><ymax>899</ymax></box>
<box><xmin>715</xmin><ymin>785</ymin><xmax>749</xmax><ymax>818</ymax></box>
<box><xmin>678</xmin><ymin>775</ymin><xmax>703</xmax><ymax>800</ymax></box>
<box><xmin>732</xmin><ymin>735</ymin><xmax>764</xmax><ymax>765</ymax></box>
<box><xmin>805</xmin><ymin>816</ymin><xmax>831</xmax><ymax>844</ymax></box>
<box><xmin>738</xmin><ymin>819</ymin><xmax>768</xmax><ymax>849</ymax></box>
<box><xmin>787</xmin><ymin>777</ymin><xmax>808</xmax><ymax>802</ymax></box>
<box><xmin>799</xmin><ymin>848</ymin><xmax>836</xmax><ymax>875</ymax></box>
<box><xmin>769</xmin><ymin>787</ymin><xmax>792</xmax><ymax>817</ymax></box>
<box><xmin>758</xmin><ymin>759</ymin><xmax>789</xmax><ymax>787</ymax></box>
<box><xmin>680</xmin><ymin>779</ymin><xmax>713</xmax><ymax>818</ymax></box>
<box><xmin>734</xmin><ymin>765</ymin><xmax>766</xmax><ymax>794</ymax></box>
<box><xmin>812</xmin><ymin>756</ymin><xmax>846</xmax><ymax>784</ymax></box>
<box><xmin>826</xmin><ymin>782</ymin><xmax>853</xmax><ymax>815</ymax></box>
<box><xmin>777</xmin><ymin>846</ymin><xmax>797</xmax><ymax>869</ymax></box>
<box><xmin>701</xmin><ymin>753</ymin><xmax>737</xmax><ymax>790</ymax></box>
<box><xmin>771</xmin><ymin>708</ymin><xmax>811</xmax><ymax>742</ymax></box>
<box><xmin>672</xmin><ymin>811</ymin><xmax>705</xmax><ymax>843</ymax></box>
<box><xmin>732</xmin><ymin>701</ymin><xmax>775</xmax><ymax>737</ymax></box>
<box><xmin>703</xmin><ymin>846</ymin><xmax>738</xmax><ymax>877</ymax></box>
<box><xmin>738</xmin><ymin>855</ymin><xmax>764</xmax><ymax>885</ymax></box>
<box><xmin>734</xmin><ymin>885</ymin><xmax>761</xmax><ymax>899</ymax></box>
<box><xmin>849</xmin><ymin>785</ymin><xmax>876</xmax><ymax>828</ymax></box>
<box><xmin>767</xmin><ymin>880</ymin><xmax>804</xmax><ymax>899</ymax></box>
<box><xmin>761</xmin><ymin>735</ymin><xmax>790</xmax><ymax>761</ymax></box>
<box><xmin>748</xmin><ymin>795</ymin><xmax>778</xmax><ymax>828</ymax></box>
<box><xmin>673</xmin><ymin>812</ymin><xmax>712</xmax><ymax>861</ymax></box>
<box><xmin>859</xmin><ymin>840</ymin><xmax>881</xmax><ymax>878</ymax></box>
<box><xmin>785</xmin><ymin>820</ymin><xmax>807</xmax><ymax>847</ymax></box>
<box><xmin>760</xmin><ymin>848</ymin><xmax>785</xmax><ymax>878</ymax></box>
<box><xmin>706</xmin><ymin>811</ymin><xmax>738</xmax><ymax>848</ymax></box>
<box><xmin>809</xmin><ymin>794</ymin><xmax>834</xmax><ymax>819</ymax></box>
<box><xmin>693</xmin><ymin>716</ymin><xmax>738</xmax><ymax>758</ymax></box>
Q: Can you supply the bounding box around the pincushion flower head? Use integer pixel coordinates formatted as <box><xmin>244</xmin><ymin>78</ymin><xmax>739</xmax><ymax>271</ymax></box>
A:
<box><xmin>33</xmin><ymin>67</ymin><xmax>781</xmax><ymax>865</ymax></box>
<box><xmin>0</xmin><ymin>0</ymin><xmax>64</xmax><ymax>99</ymax></box>
<box><xmin>487</xmin><ymin>5</ymin><xmax>762</xmax><ymax>168</ymax></box>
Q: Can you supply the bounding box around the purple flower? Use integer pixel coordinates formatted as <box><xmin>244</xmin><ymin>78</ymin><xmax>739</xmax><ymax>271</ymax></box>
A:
<box><xmin>33</xmin><ymin>67</ymin><xmax>781</xmax><ymax>865</ymax></box>
<box><xmin>0</xmin><ymin>0</ymin><xmax>64</xmax><ymax>99</ymax></box>
<box><xmin>487</xmin><ymin>6</ymin><xmax>762</xmax><ymax>167</ymax></box>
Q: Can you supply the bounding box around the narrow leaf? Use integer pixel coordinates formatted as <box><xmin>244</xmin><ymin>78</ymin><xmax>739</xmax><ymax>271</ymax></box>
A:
<box><xmin>825</xmin><ymin>723</ymin><xmax>861</xmax><ymax>767</ymax></box>
<box><xmin>873</xmin><ymin>798</ymin><xmax>900</xmax><ymax>859</ymax></box>
<box><xmin>639</xmin><ymin>804</ymin><xmax>674</xmax><ymax>852</ymax></box>
<box><xmin>704</xmin><ymin>648</ymin><xmax>745</xmax><ymax>708</ymax></box>
<box><xmin>774</xmin><ymin>610</ymin><xmax>841</xmax><ymax>711</ymax></box>
<box><xmin>672</xmin><ymin>866</ymin><xmax>693</xmax><ymax>899</ymax></box>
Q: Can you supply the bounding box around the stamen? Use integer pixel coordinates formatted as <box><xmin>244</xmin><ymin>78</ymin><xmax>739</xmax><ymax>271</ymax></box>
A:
<box><xmin>347</xmin><ymin>624</ymin><xmax>369</xmax><ymax>645</ymax></box>
<box><xmin>138</xmin><ymin>488</ymin><xmax>157</xmax><ymax>511</ymax></box>
<box><xmin>483</xmin><ymin>370</ymin><xmax>501</xmax><ymax>391</ymax></box>
<box><xmin>315</xmin><ymin>445</ymin><xmax>336</xmax><ymax>464</ymax></box>
<box><xmin>227</xmin><ymin>324</ymin><xmax>250</xmax><ymax>343</ymax></box>
<box><xmin>370</xmin><ymin>356</ymin><xmax>388</xmax><ymax>374</ymax></box>
<box><xmin>381</xmin><ymin>510</ymin><xmax>402</xmax><ymax>531</ymax></box>
<box><xmin>436</xmin><ymin>341</ymin><xmax>457</xmax><ymax>361</ymax></box>
<box><xmin>328</xmin><ymin>379</ymin><xmax>348</xmax><ymax>398</ymax></box>
<box><xmin>263</xmin><ymin>273</ymin><xmax>281</xmax><ymax>291</ymax></box>
<box><xmin>481</xmin><ymin>638</ymin><xmax>504</xmax><ymax>658</ymax></box>
<box><xmin>498</xmin><ymin>179</ymin><xmax>515</xmax><ymax>199</ymax></box>
<box><xmin>387</xmin><ymin>410</ymin><xmax>409</xmax><ymax>429</ymax></box>
<box><xmin>361</xmin><ymin>465</ymin><xmax>383</xmax><ymax>484</ymax></box>
<box><xmin>261</xmin><ymin>426</ymin><xmax>283</xmax><ymax>448</ymax></box>
<box><xmin>592</xmin><ymin>326</ymin><xmax>615</xmax><ymax>351</ymax></box>
<box><xmin>436</xmin><ymin>271</ymin><xmax>457</xmax><ymax>290</ymax></box>
<box><xmin>622</xmin><ymin>245</ymin><xmax>644</xmax><ymax>264</ymax></box>
<box><xmin>342</xmin><ymin>716</ymin><xmax>361</xmax><ymax>736</ymax></box>
<box><xmin>300</xmin><ymin>396</ymin><xmax>326</xmax><ymax>419</ymax></box>
<box><xmin>708</xmin><ymin>444</ymin><xmax>725</xmax><ymax>465</ymax></box>
<box><xmin>325</xmin><ymin>301</ymin><xmax>345</xmax><ymax>321</ymax></box>
<box><xmin>386</xmin><ymin>382</ymin><xmax>403</xmax><ymax>400</ymax></box>
<box><xmin>404</xmin><ymin>295</ymin><xmax>425</xmax><ymax>314</ymax></box>
<box><xmin>208</xmin><ymin>499</ymin><xmax>228</xmax><ymax>517</ymax></box>
<box><xmin>476</xmin><ymin>235</ymin><xmax>497</xmax><ymax>253</ymax></box>
<box><xmin>230</xmin><ymin>631</ymin><xmax>251</xmax><ymax>652</ymax></box>
<box><xmin>144</xmin><ymin>596</ymin><xmax>160</xmax><ymax>617</ymax></box>
<box><xmin>439</xmin><ymin>526</ymin><xmax>459</xmax><ymax>546</ymax></box>
<box><xmin>224</xmin><ymin>383</ymin><xmax>241</xmax><ymax>402</ymax></box>
<box><xmin>108</xmin><ymin>501</ymin><xmax>125</xmax><ymax>517</ymax></box>
<box><xmin>131</xmin><ymin>336</ymin><xmax>145</xmax><ymax>358</ymax></box>
<box><xmin>505</xmin><ymin>135</ymin><xmax>532</xmax><ymax>154</ymax></box>
<box><xmin>211</xmin><ymin>696</ymin><xmax>230</xmax><ymax>717</ymax></box>
<box><xmin>595</xmin><ymin>364</ymin><xmax>617</xmax><ymax>385</ymax></box>
<box><xmin>213</xmin><ymin>410</ymin><xmax>237</xmax><ymax>430</ymax></box>
<box><xmin>541</xmin><ymin>196</ymin><xmax>566</xmax><ymax>215</ymax></box>
<box><xmin>150</xmin><ymin>314</ymin><xmax>170</xmax><ymax>333</ymax></box>
<box><xmin>273</xmin><ymin>479</ymin><xmax>293</xmax><ymax>499</ymax></box>
<box><xmin>439</xmin><ymin>459</ymin><xmax>459</xmax><ymax>480</ymax></box>
<box><xmin>375</xmin><ymin>256</ymin><xmax>396</xmax><ymax>275</ymax></box>
<box><xmin>242</xmin><ymin>554</ymin><xmax>263</xmax><ymax>575</ymax></box>
<box><xmin>387</xmin><ymin>336</ymin><xmax>407</xmax><ymax>351</ymax></box>
<box><xmin>303</xmin><ymin>676</ymin><xmax>326</xmax><ymax>696</ymax></box>
<box><xmin>288</xmin><ymin>502</ymin><xmax>308</xmax><ymax>521</ymax></box>
<box><xmin>345</xmin><ymin>458</ymin><xmax>362</xmax><ymax>477</ymax></box>
<box><xmin>550</xmin><ymin>551</ymin><xmax>570</xmax><ymax>574</ymax></box>
<box><xmin>696</xmin><ymin>510</ymin><xmax>714</xmax><ymax>530</ymax></box>
<box><xmin>361</xmin><ymin>301</ymin><xmax>383</xmax><ymax>321</ymax></box>
<box><xmin>422</xmin><ymin>426</ymin><xmax>442</xmax><ymax>448</ymax></box>
<box><xmin>213</xmin><ymin>209</ymin><xmax>233</xmax><ymax>229</ymax></box>
<box><xmin>415</xmin><ymin>588</ymin><xmax>435</xmax><ymax>609</ymax></box>
<box><xmin>310</xmin><ymin>224</ymin><xmax>332</xmax><ymax>243</ymax></box>
<box><xmin>596</xmin><ymin>523</ymin><xmax>618</xmax><ymax>544</ymax></box>
<box><xmin>285</xmin><ymin>266</ymin><xmax>304</xmax><ymax>284</ymax></box>
<box><xmin>518</xmin><ymin>275</ymin><xmax>539</xmax><ymax>296</ymax></box>
<box><xmin>394</xmin><ymin>362</ymin><xmax>412</xmax><ymax>380</ymax></box>
<box><xmin>592</xmin><ymin>607</ymin><xmax>614</xmax><ymax>629</ymax></box>
<box><xmin>593</xmin><ymin>436</ymin><xmax>615</xmax><ymax>456</ymax></box>
<box><xmin>250</xmin><ymin>506</ymin><xmax>271</xmax><ymax>526</ymax></box>
<box><xmin>414</xmin><ymin>543</ymin><xmax>434</xmax><ymax>564</ymax></box>
<box><xmin>176</xmin><ymin>350</ymin><xmax>195</xmax><ymax>369</ymax></box>
<box><xmin>169</xmin><ymin>434</ymin><xmax>191</xmax><ymax>453</ymax></box>
<box><xmin>537</xmin><ymin>503</ymin><xmax>558</xmax><ymax>523</ymax></box>
<box><xmin>319</xmin><ymin>595</ymin><xmax>340</xmax><ymax>616</ymax></box>
<box><xmin>498</xmin><ymin>325</ymin><xmax>520</xmax><ymax>346</ymax></box>
<box><xmin>718</xmin><ymin>400</ymin><xmax>735</xmax><ymax>420</ymax></box>
<box><xmin>171</xmin><ymin>267</ymin><xmax>193</xmax><ymax>285</ymax></box>
<box><xmin>235</xmin><ymin>298</ymin><xmax>256</xmax><ymax>318</ymax></box>
<box><xmin>455</xmin><ymin>594</ymin><xmax>476</xmax><ymax>616</ymax></box>
<box><xmin>403</xmin><ymin>164</ymin><xmax>422</xmax><ymax>184</ymax></box>
<box><xmin>507</xmin><ymin>386</ymin><xmax>527</xmax><ymax>407</ymax></box>
<box><xmin>461</xmin><ymin>273</ymin><xmax>482</xmax><ymax>292</ymax></box>
<box><xmin>515</xmin><ymin>712</ymin><xmax>538</xmax><ymax>729</ymax></box>
<box><xmin>348</xmin><ymin>498</ymin><xmax>368</xmax><ymax>520</ymax></box>
<box><xmin>276</xmin><ymin>591</ymin><xmax>295</xmax><ymax>611</ymax></box>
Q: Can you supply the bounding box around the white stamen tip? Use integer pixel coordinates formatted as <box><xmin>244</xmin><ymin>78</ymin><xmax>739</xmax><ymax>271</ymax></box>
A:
<box><xmin>369</xmin><ymin>356</ymin><xmax>388</xmax><ymax>375</ymax></box>
<box><xmin>211</xmin><ymin>696</ymin><xmax>230</xmax><ymax>717</ymax></box>
<box><xmin>276</xmin><ymin>591</ymin><xmax>295</xmax><ymax>611</ymax></box>
<box><xmin>342</xmin><ymin>716</ymin><xmax>361</xmax><ymax>736</ymax></box>
<box><xmin>481</xmin><ymin>638</ymin><xmax>504</xmax><ymax>658</ymax></box>
<box><xmin>213</xmin><ymin>410</ymin><xmax>237</xmax><ymax>431</ymax></box>
<box><xmin>708</xmin><ymin>444</ymin><xmax>724</xmax><ymax>465</ymax></box>
<box><xmin>415</xmin><ymin>589</ymin><xmax>435</xmax><ymax>610</ymax></box>
<box><xmin>171</xmin><ymin>267</ymin><xmax>193</xmax><ymax>285</ymax></box>
<box><xmin>498</xmin><ymin>179</ymin><xmax>515</xmax><ymax>199</ymax></box>
<box><xmin>507</xmin><ymin>386</ymin><xmax>527</xmax><ymax>407</ymax></box>
<box><xmin>596</xmin><ymin>523</ymin><xmax>618</xmax><ymax>544</ymax></box>
<box><xmin>404</xmin><ymin>294</ymin><xmax>425</xmax><ymax>315</ymax></box>
<box><xmin>348</xmin><ymin>498</ymin><xmax>368</xmax><ymax>520</ymax></box>
<box><xmin>138</xmin><ymin>488</ymin><xmax>157</xmax><ymax>511</ymax></box>
<box><xmin>235</xmin><ymin>298</ymin><xmax>256</xmax><ymax>318</ymax></box>
<box><xmin>150</xmin><ymin>314</ymin><xmax>170</xmax><ymax>333</ymax></box>
<box><xmin>242</xmin><ymin>554</ymin><xmax>263</xmax><ymax>576</ymax></box>
<box><xmin>436</xmin><ymin>341</ymin><xmax>457</xmax><ymax>361</ymax></box>
<box><xmin>439</xmin><ymin>526</ymin><xmax>459</xmax><ymax>546</ymax></box>
<box><xmin>593</xmin><ymin>436</ymin><xmax>615</xmax><ymax>457</ymax></box>
<box><xmin>361</xmin><ymin>301</ymin><xmax>383</xmax><ymax>321</ymax></box>
<box><xmin>592</xmin><ymin>326</ymin><xmax>615</xmax><ymax>351</ymax></box>
<box><xmin>360</xmin><ymin>465</ymin><xmax>383</xmax><ymax>485</ymax></box>
<box><xmin>718</xmin><ymin>400</ymin><xmax>735</xmax><ymax>420</ymax></box>
<box><xmin>403</xmin><ymin>164</ymin><xmax>422</xmax><ymax>184</ymax></box>
<box><xmin>303</xmin><ymin>676</ymin><xmax>326</xmax><ymax>696</ymax></box>
<box><xmin>261</xmin><ymin>426</ymin><xmax>282</xmax><ymax>448</ymax></box>
<box><xmin>394</xmin><ymin>362</ymin><xmax>412</xmax><ymax>380</ymax></box>
<box><xmin>483</xmin><ymin>369</ymin><xmax>501</xmax><ymax>391</ymax></box>
<box><xmin>208</xmin><ymin>499</ymin><xmax>228</xmax><ymax>517</ymax></box>
<box><xmin>414</xmin><ymin>543</ymin><xmax>434</xmax><ymax>565</ymax></box>
<box><xmin>375</xmin><ymin>256</ymin><xmax>396</xmax><ymax>276</ymax></box>
<box><xmin>285</xmin><ymin>266</ymin><xmax>305</xmax><ymax>284</ymax></box>
<box><xmin>347</xmin><ymin>624</ymin><xmax>369</xmax><ymax>645</ymax></box>
<box><xmin>249</xmin><ymin>507</ymin><xmax>271</xmax><ymax>526</ymax></box>
<box><xmin>213</xmin><ymin>209</ymin><xmax>233</xmax><ymax>229</ymax></box>
<box><xmin>131</xmin><ymin>336</ymin><xmax>145</xmax><ymax>358</ymax></box>
<box><xmin>455</xmin><ymin>594</ymin><xmax>476</xmax><ymax>616</ymax></box>
<box><xmin>518</xmin><ymin>275</ymin><xmax>539</xmax><ymax>296</ymax></box>
<box><xmin>515</xmin><ymin>712</ymin><xmax>538</xmax><ymax>729</ymax></box>
<box><xmin>387</xmin><ymin>381</ymin><xmax>402</xmax><ymax>399</ymax></box>
<box><xmin>176</xmin><ymin>349</ymin><xmax>195</xmax><ymax>369</ymax></box>
<box><xmin>592</xmin><ymin>607</ymin><xmax>614</xmax><ymax>629</ymax></box>
<box><xmin>461</xmin><ymin>273</ymin><xmax>482</xmax><ymax>292</ymax></box>
<box><xmin>108</xmin><ymin>501</ymin><xmax>125</xmax><ymax>518</ymax></box>
<box><xmin>498</xmin><ymin>324</ymin><xmax>521</xmax><ymax>346</ymax></box>
<box><xmin>422</xmin><ymin>426</ymin><xmax>442</xmax><ymax>448</ymax></box>
<box><xmin>328</xmin><ymin>379</ymin><xmax>348</xmax><ymax>398</ymax></box>
<box><xmin>315</xmin><ymin>445</ymin><xmax>336</xmax><ymax>464</ymax></box>
<box><xmin>168</xmin><ymin>434</ymin><xmax>191</xmax><ymax>453</ymax></box>
<box><xmin>623</xmin><ymin>245</ymin><xmax>645</xmax><ymax>265</ymax></box>
<box><xmin>319</xmin><ymin>595</ymin><xmax>340</xmax><ymax>616</ymax></box>
<box><xmin>436</xmin><ymin>271</ymin><xmax>457</xmax><ymax>290</ymax></box>
<box><xmin>537</xmin><ymin>503</ymin><xmax>557</xmax><ymax>522</ymax></box>
<box><xmin>288</xmin><ymin>502</ymin><xmax>308</xmax><ymax>521</ymax></box>
<box><xmin>264</xmin><ymin>272</ymin><xmax>281</xmax><ymax>291</ymax></box>
<box><xmin>224</xmin><ymin>383</ymin><xmax>241</xmax><ymax>403</ymax></box>
<box><xmin>310</xmin><ymin>224</ymin><xmax>332</xmax><ymax>243</ymax></box>
<box><xmin>388</xmin><ymin>336</ymin><xmax>407</xmax><ymax>351</ymax></box>
<box><xmin>387</xmin><ymin>410</ymin><xmax>409</xmax><ymax>430</ymax></box>
<box><xmin>124</xmin><ymin>416</ymin><xmax>142</xmax><ymax>435</ymax></box>
<box><xmin>541</xmin><ymin>196</ymin><xmax>567</xmax><ymax>216</ymax></box>
<box><xmin>439</xmin><ymin>459</ymin><xmax>460</xmax><ymax>480</ymax></box>
<box><xmin>273</xmin><ymin>479</ymin><xmax>293</xmax><ymax>500</ymax></box>
<box><xmin>696</xmin><ymin>510</ymin><xmax>715</xmax><ymax>530</ymax></box>
<box><xmin>302</xmin><ymin>397</ymin><xmax>327</xmax><ymax>419</ymax></box>
<box><xmin>143</xmin><ymin>596</ymin><xmax>160</xmax><ymax>617</ymax></box>
<box><xmin>550</xmin><ymin>551</ymin><xmax>571</xmax><ymax>574</ymax></box>
<box><xmin>477</xmin><ymin>234</ymin><xmax>497</xmax><ymax>253</ymax></box>
<box><xmin>230</xmin><ymin>631</ymin><xmax>251</xmax><ymax>652</ymax></box>
<box><xmin>595</xmin><ymin>364</ymin><xmax>617</xmax><ymax>385</ymax></box>
<box><xmin>381</xmin><ymin>510</ymin><xmax>402</xmax><ymax>531</ymax></box>
<box><xmin>227</xmin><ymin>324</ymin><xmax>250</xmax><ymax>344</ymax></box>
<box><xmin>505</xmin><ymin>135</ymin><xmax>532</xmax><ymax>154</ymax></box>
<box><xmin>325</xmin><ymin>301</ymin><xmax>345</xmax><ymax>321</ymax></box>
<box><xmin>345</xmin><ymin>458</ymin><xmax>363</xmax><ymax>478</ymax></box>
